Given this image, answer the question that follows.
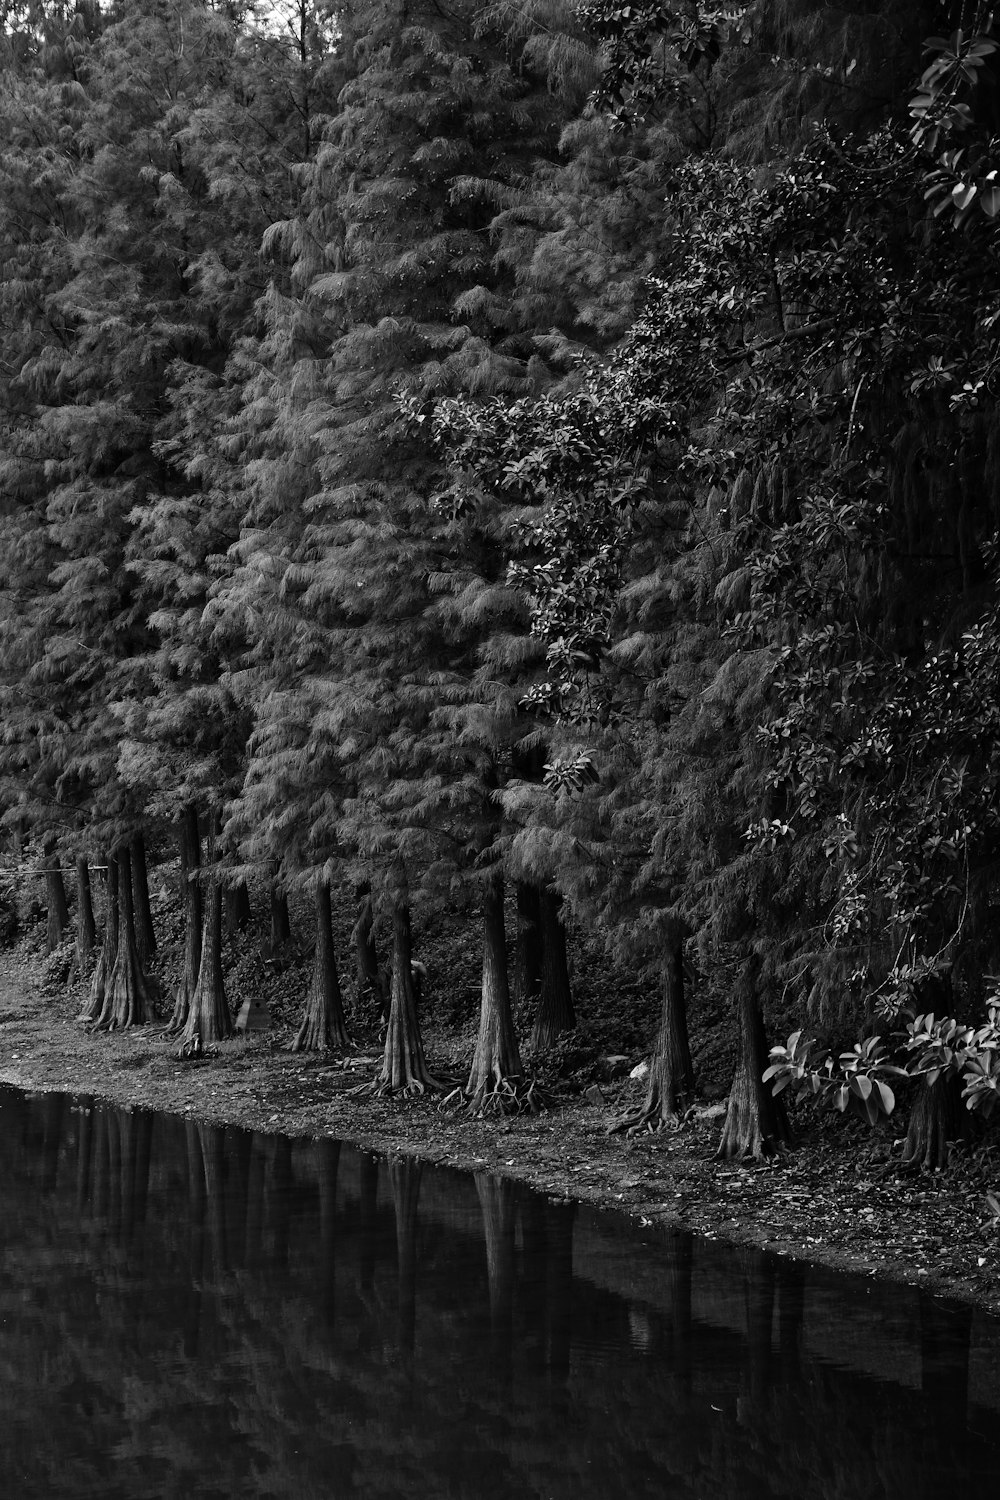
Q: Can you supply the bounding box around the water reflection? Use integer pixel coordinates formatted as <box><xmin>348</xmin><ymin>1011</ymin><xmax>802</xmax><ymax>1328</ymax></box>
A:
<box><xmin>0</xmin><ymin>1083</ymin><xmax>998</xmax><ymax>1499</ymax></box>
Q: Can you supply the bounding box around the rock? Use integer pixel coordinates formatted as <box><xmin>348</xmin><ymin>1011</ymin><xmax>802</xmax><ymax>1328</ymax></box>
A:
<box><xmin>584</xmin><ymin>1083</ymin><xmax>606</xmax><ymax>1107</ymax></box>
<box><xmin>695</xmin><ymin>1101</ymin><xmax>727</xmax><ymax>1120</ymax></box>
<box><xmin>599</xmin><ymin>1054</ymin><xmax>631</xmax><ymax>1082</ymax></box>
<box><xmin>629</xmin><ymin>1059</ymin><xmax>650</xmax><ymax>1082</ymax></box>
<box><xmin>235</xmin><ymin>996</ymin><xmax>271</xmax><ymax>1034</ymax></box>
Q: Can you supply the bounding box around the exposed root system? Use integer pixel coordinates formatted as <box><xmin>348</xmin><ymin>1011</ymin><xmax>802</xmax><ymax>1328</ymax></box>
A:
<box><xmin>440</xmin><ymin>1076</ymin><xmax>547</xmax><ymax>1117</ymax></box>
<box><xmin>609</xmin><ymin>1103</ymin><xmax>695</xmax><ymax>1137</ymax></box>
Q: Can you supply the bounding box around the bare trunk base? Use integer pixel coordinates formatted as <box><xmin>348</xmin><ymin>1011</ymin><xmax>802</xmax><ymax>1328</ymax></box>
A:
<box><xmin>529</xmin><ymin>888</ymin><xmax>575</xmax><ymax>1052</ymax></box>
<box><xmin>360</xmin><ymin>874</ymin><xmax>445</xmax><ymax>1098</ymax></box>
<box><xmin>92</xmin><ymin>847</ymin><xmax>151</xmax><ymax>1031</ymax></box>
<box><xmin>612</xmin><ymin>930</ymin><xmax>694</xmax><ymax>1135</ymax></box>
<box><xmin>291</xmin><ymin>879</ymin><xmax>351</xmax><ymax>1053</ymax></box>
<box><xmin>179</xmin><ymin>856</ymin><xmax>232</xmax><ymax>1054</ymax></box>
<box><xmin>78</xmin><ymin>852</ymin><xmax>118</xmax><ymax>1024</ymax></box>
<box><xmin>901</xmin><ymin>1075</ymin><xmax>975</xmax><ymax>1171</ymax></box>
<box><xmin>444</xmin><ymin>874</ymin><xmax>543</xmax><ymax>1116</ymax></box>
<box><xmin>717</xmin><ymin>959</ymin><xmax>791</xmax><ymax>1160</ymax></box>
<box><xmin>164</xmin><ymin>807</ymin><xmax>202</xmax><ymax>1037</ymax></box>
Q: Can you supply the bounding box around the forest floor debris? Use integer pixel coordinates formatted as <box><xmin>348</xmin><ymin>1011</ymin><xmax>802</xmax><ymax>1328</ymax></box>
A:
<box><xmin>1</xmin><ymin>944</ymin><xmax>998</xmax><ymax>1315</ymax></box>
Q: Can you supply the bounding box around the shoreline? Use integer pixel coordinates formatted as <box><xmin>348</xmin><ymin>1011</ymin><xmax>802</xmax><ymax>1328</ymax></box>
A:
<box><xmin>1</xmin><ymin>949</ymin><xmax>998</xmax><ymax>1317</ymax></box>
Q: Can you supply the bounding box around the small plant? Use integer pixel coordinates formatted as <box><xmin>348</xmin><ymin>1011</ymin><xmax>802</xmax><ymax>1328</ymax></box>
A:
<box><xmin>40</xmin><ymin>938</ymin><xmax>75</xmax><ymax>993</ymax></box>
<box><xmin>764</xmin><ymin>992</ymin><xmax>1000</xmax><ymax>1128</ymax></box>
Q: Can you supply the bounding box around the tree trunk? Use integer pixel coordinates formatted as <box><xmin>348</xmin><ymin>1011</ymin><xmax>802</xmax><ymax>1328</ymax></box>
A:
<box><xmin>94</xmin><ymin>844</ymin><xmax>151</xmax><ymax>1030</ymax></box>
<box><xmin>612</xmin><ymin>926</ymin><xmax>694</xmax><ymax>1133</ymax></box>
<box><xmin>224</xmin><ymin>880</ymin><xmax>252</xmax><ymax>938</ymax></box>
<box><xmin>165</xmin><ymin>806</ymin><xmax>202</xmax><ymax>1035</ymax></box>
<box><xmin>292</xmin><ymin>876</ymin><xmax>350</xmax><ymax>1052</ymax></box>
<box><xmin>79</xmin><ymin>851</ymin><xmax>118</xmax><ymax>1023</ymax></box>
<box><xmin>353</xmin><ymin>879</ymin><xmax>388</xmax><ymax>1019</ymax></box>
<box><xmin>513</xmin><ymin>880</ymin><xmax>542</xmax><ymax>1010</ymax></box>
<box><xmin>180</xmin><ymin>819</ymin><xmax>233</xmax><ymax>1051</ymax></box>
<box><xmin>131</xmin><ymin>830</ymin><xmax>157</xmax><ymax>966</ymax></box>
<box><xmin>530</xmin><ymin>887</ymin><xmax>575</xmax><ymax>1050</ymax></box>
<box><xmin>375</xmin><ymin>863</ymin><xmax>442</xmax><ymax>1095</ymax></box>
<box><xmin>43</xmin><ymin>842</ymin><xmax>70</xmax><ymax>952</ymax></box>
<box><xmin>901</xmin><ymin>1073</ymin><xmax>973</xmax><ymax>1170</ymax></box>
<box><xmin>269</xmin><ymin>871</ymin><xmax>292</xmax><ymax>952</ymax></box>
<box><xmin>717</xmin><ymin>956</ymin><xmax>791</xmax><ymax>1159</ymax></box>
<box><xmin>465</xmin><ymin>873</ymin><xmax>524</xmax><ymax>1111</ymax></box>
<box><xmin>73</xmin><ymin>856</ymin><xmax>97</xmax><ymax>973</ymax></box>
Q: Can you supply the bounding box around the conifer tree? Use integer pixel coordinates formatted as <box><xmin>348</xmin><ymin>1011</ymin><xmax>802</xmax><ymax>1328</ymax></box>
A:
<box><xmin>219</xmin><ymin>0</ymin><xmax>581</xmax><ymax>1096</ymax></box>
<box><xmin>292</xmin><ymin>873</ymin><xmax>351</xmax><ymax>1052</ymax></box>
<box><xmin>180</xmin><ymin>816</ymin><xmax>234</xmax><ymax>1050</ymax></box>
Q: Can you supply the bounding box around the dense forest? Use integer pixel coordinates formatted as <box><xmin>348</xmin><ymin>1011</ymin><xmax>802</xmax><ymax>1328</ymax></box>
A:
<box><xmin>3</xmin><ymin>0</ymin><xmax>1000</xmax><ymax>1171</ymax></box>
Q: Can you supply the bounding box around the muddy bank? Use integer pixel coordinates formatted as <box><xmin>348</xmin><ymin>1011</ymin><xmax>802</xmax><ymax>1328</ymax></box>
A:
<box><xmin>0</xmin><ymin>947</ymin><xmax>997</xmax><ymax>1315</ymax></box>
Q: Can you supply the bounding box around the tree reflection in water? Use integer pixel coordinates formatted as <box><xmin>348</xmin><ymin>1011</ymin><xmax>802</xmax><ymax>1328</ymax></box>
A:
<box><xmin>0</xmin><ymin>1084</ymin><xmax>998</xmax><ymax>1500</ymax></box>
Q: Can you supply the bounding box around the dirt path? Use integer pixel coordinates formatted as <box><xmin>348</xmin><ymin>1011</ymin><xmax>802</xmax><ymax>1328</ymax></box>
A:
<box><xmin>1</xmin><ymin>947</ymin><xmax>998</xmax><ymax>1314</ymax></box>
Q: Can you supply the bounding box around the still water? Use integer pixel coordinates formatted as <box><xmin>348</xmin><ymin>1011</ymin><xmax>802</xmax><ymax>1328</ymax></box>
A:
<box><xmin>0</xmin><ymin>1084</ymin><xmax>998</xmax><ymax>1499</ymax></box>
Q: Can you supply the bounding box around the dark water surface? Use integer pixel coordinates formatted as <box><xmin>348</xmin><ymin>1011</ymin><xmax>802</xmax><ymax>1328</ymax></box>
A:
<box><xmin>1</xmin><ymin>1085</ymin><xmax>998</xmax><ymax>1499</ymax></box>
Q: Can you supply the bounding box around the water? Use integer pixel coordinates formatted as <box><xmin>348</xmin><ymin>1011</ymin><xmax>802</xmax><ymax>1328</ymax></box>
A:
<box><xmin>0</xmin><ymin>1084</ymin><xmax>997</xmax><ymax>1499</ymax></box>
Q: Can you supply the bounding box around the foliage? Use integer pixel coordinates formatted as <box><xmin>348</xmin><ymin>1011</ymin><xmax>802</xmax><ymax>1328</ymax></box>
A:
<box><xmin>766</xmin><ymin>992</ymin><xmax>1000</xmax><ymax>1126</ymax></box>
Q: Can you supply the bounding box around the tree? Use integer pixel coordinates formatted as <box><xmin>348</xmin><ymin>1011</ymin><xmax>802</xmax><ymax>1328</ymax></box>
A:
<box><xmin>291</xmin><ymin>873</ymin><xmax>351</xmax><ymax>1052</ymax></box>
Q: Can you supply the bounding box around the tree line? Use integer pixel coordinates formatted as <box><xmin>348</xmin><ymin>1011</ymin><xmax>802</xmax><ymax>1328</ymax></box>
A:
<box><xmin>2</xmin><ymin>0</ymin><xmax>1000</xmax><ymax>1165</ymax></box>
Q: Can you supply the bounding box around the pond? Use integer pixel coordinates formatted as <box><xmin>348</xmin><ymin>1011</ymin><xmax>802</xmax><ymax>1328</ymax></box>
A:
<box><xmin>0</xmin><ymin>1083</ymin><xmax>997</xmax><ymax>1499</ymax></box>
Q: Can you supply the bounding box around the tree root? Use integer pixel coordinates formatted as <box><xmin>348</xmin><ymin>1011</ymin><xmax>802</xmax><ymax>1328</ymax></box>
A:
<box><xmin>609</xmin><ymin>1103</ymin><xmax>693</xmax><ymax>1137</ymax></box>
<box><xmin>439</xmin><ymin>1076</ymin><xmax>548</xmax><ymax>1117</ymax></box>
<box><xmin>176</xmin><ymin>1033</ymin><xmax>207</xmax><ymax>1061</ymax></box>
<box><xmin>348</xmin><ymin>1070</ymin><xmax>450</xmax><ymax>1100</ymax></box>
<box><xmin>289</xmin><ymin>1021</ymin><xmax>352</xmax><ymax>1054</ymax></box>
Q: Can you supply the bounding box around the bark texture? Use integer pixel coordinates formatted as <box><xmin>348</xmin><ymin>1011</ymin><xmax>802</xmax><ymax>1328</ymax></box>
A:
<box><xmin>43</xmin><ymin>843</ymin><xmax>70</xmax><ymax>952</ymax></box>
<box><xmin>717</xmin><ymin>957</ymin><xmax>791</xmax><ymax>1159</ymax></box>
<box><xmin>292</xmin><ymin>877</ymin><xmax>350</xmax><ymax>1052</ymax></box>
<box><xmin>902</xmin><ymin>1074</ymin><xmax>973</xmax><ymax>1170</ymax></box>
<box><xmin>529</xmin><ymin>887</ymin><xmax>575</xmax><ymax>1050</ymax></box>
<box><xmin>612</xmin><ymin>927</ymin><xmax>694</xmax><ymax>1133</ymax></box>
<box><xmin>164</xmin><ymin>807</ymin><xmax>202</xmax><ymax>1035</ymax></box>
<box><xmin>224</xmin><ymin>880</ymin><xmax>252</xmax><ymax>937</ymax></box>
<box><xmin>464</xmin><ymin>875</ymin><xmax>530</xmax><ymax>1113</ymax></box>
<box><xmin>73</xmin><ymin>856</ymin><xmax>97</xmax><ymax>973</ymax></box>
<box><xmin>268</xmin><ymin>872</ymin><xmax>292</xmax><ymax>953</ymax></box>
<box><xmin>79</xmin><ymin>851</ymin><xmax>118</xmax><ymax>1023</ymax></box>
<box><xmin>94</xmin><ymin>844</ymin><xmax>151</xmax><ymax>1030</ymax></box>
<box><xmin>374</xmin><ymin>866</ymin><xmax>442</xmax><ymax>1095</ymax></box>
<box><xmin>131</xmin><ymin>830</ymin><xmax>157</xmax><ymax>966</ymax></box>
<box><xmin>353</xmin><ymin>880</ymin><xmax>388</xmax><ymax>1019</ymax></box>
<box><xmin>180</xmin><ymin>821</ymin><xmax>233</xmax><ymax>1051</ymax></box>
<box><xmin>513</xmin><ymin>880</ymin><xmax>542</xmax><ymax>1010</ymax></box>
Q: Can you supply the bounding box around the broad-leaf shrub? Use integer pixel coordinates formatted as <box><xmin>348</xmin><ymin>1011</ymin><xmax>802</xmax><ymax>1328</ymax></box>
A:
<box><xmin>766</xmin><ymin>993</ymin><xmax>1000</xmax><ymax>1125</ymax></box>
